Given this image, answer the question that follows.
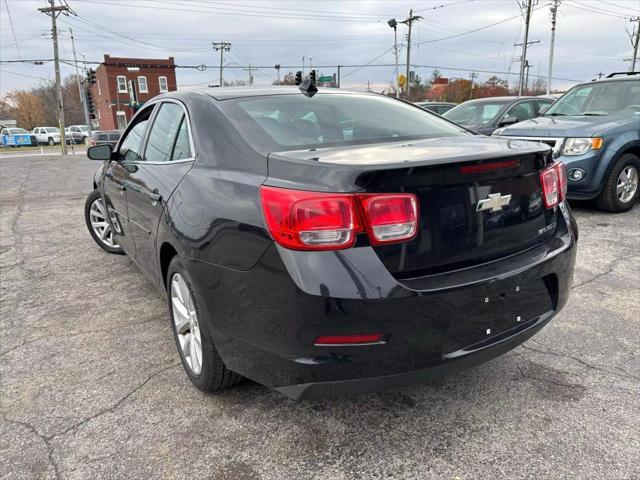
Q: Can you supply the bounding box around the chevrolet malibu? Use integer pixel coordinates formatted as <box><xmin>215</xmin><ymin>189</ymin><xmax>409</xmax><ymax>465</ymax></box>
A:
<box><xmin>84</xmin><ymin>87</ymin><xmax>577</xmax><ymax>400</ymax></box>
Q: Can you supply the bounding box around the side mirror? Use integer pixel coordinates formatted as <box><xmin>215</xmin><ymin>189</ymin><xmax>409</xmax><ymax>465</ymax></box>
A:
<box><xmin>87</xmin><ymin>144</ymin><xmax>113</xmax><ymax>161</ymax></box>
<box><xmin>499</xmin><ymin>115</ymin><xmax>519</xmax><ymax>127</ymax></box>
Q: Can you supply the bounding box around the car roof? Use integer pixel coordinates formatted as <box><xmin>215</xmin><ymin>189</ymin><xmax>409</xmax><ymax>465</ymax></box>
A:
<box><xmin>582</xmin><ymin>75</ymin><xmax>640</xmax><ymax>85</ymax></box>
<box><xmin>198</xmin><ymin>86</ymin><xmax>370</xmax><ymax>101</ymax></box>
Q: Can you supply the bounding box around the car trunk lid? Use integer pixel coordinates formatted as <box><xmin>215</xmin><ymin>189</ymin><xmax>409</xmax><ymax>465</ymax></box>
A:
<box><xmin>266</xmin><ymin>137</ymin><xmax>557</xmax><ymax>277</ymax></box>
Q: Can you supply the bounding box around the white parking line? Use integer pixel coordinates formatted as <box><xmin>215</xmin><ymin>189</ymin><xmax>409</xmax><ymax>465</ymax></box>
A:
<box><xmin>0</xmin><ymin>150</ymin><xmax>87</xmax><ymax>159</ymax></box>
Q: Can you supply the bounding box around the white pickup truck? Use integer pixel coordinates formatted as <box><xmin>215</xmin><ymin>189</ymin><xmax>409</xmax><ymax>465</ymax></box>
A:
<box><xmin>32</xmin><ymin>127</ymin><xmax>61</xmax><ymax>145</ymax></box>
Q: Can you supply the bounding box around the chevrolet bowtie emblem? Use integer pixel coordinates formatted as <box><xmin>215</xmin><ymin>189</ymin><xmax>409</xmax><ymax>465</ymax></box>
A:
<box><xmin>476</xmin><ymin>193</ymin><xmax>512</xmax><ymax>213</ymax></box>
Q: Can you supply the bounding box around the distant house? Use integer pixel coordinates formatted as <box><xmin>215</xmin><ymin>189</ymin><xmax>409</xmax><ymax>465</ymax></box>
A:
<box><xmin>91</xmin><ymin>54</ymin><xmax>177</xmax><ymax>131</ymax></box>
<box><xmin>426</xmin><ymin>77</ymin><xmax>449</xmax><ymax>101</ymax></box>
<box><xmin>0</xmin><ymin>120</ymin><xmax>17</xmax><ymax>129</ymax></box>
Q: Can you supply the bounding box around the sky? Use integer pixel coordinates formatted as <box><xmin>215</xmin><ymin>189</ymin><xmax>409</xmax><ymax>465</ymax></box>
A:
<box><xmin>1</xmin><ymin>0</ymin><xmax>639</xmax><ymax>96</ymax></box>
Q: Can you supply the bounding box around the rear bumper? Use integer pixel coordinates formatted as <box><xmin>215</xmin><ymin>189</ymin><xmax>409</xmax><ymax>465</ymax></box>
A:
<box><xmin>188</xmin><ymin>203</ymin><xmax>577</xmax><ymax>399</ymax></box>
<box><xmin>278</xmin><ymin>310</ymin><xmax>553</xmax><ymax>400</ymax></box>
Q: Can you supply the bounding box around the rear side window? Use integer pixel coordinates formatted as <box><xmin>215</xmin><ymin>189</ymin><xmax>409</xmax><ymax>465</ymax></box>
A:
<box><xmin>172</xmin><ymin>118</ymin><xmax>192</xmax><ymax>160</ymax></box>
<box><xmin>145</xmin><ymin>102</ymin><xmax>188</xmax><ymax>162</ymax></box>
<box><xmin>222</xmin><ymin>94</ymin><xmax>466</xmax><ymax>152</ymax></box>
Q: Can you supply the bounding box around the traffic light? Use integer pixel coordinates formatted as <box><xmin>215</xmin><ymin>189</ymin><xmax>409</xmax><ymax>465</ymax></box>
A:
<box><xmin>85</xmin><ymin>87</ymin><xmax>96</xmax><ymax>119</ymax></box>
<box><xmin>86</xmin><ymin>69</ymin><xmax>96</xmax><ymax>85</ymax></box>
<box><xmin>309</xmin><ymin>69</ymin><xmax>316</xmax><ymax>85</ymax></box>
<box><xmin>295</xmin><ymin>71</ymin><xmax>302</xmax><ymax>86</ymax></box>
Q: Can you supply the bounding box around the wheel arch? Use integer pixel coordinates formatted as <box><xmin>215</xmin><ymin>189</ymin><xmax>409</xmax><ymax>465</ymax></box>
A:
<box><xmin>596</xmin><ymin>139</ymin><xmax>640</xmax><ymax>194</ymax></box>
<box><xmin>160</xmin><ymin>242</ymin><xmax>179</xmax><ymax>290</ymax></box>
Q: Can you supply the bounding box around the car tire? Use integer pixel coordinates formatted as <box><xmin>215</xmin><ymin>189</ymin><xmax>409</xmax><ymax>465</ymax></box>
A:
<box><xmin>595</xmin><ymin>153</ymin><xmax>639</xmax><ymax>213</ymax></box>
<box><xmin>84</xmin><ymin>190</ymin><xmax>124</xmax><ymax>254</ymax></box>
<box><xmin>48</xmin><ymin>137</ymin><xmax>54</xmax><ymax>146</ymax></box>
<box><xmin>167</xmin><ymin>256</ymin><xmax>242</xmax><ymax>393</ymax></box>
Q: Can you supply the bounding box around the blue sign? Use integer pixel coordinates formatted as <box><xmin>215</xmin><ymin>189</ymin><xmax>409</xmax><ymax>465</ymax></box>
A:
<box><xmin>1</xmin><ymin>134</ymin><xmax>32</xmax><ymax>146</ymax></box>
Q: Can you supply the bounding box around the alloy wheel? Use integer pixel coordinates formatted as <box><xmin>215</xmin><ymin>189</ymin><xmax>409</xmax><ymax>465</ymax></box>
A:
<box><xmin>617</xmin><ymin>165</ymin><xmax>638</xmax><ymax>204</ymax></box>
<box><xmin>171</xmin><ymin>273</ymin><xmax>203</xmax><ymax>375</ymax></box>
<box><xmin>89</xmin><ymin>197</ymin><xmax>119</xmax><ymax>248</ymax></box>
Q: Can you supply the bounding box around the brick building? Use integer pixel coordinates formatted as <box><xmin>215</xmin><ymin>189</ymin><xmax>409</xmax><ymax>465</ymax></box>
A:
<box><xmin>91</xmin><ymin>54</ymin><xmax>177</xmax><ymax>131</ymax></box>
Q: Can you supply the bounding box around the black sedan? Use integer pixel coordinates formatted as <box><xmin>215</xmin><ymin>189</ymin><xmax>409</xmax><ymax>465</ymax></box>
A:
<box><xmin>443</xmin><ymin>96</ymin><xmax>555</xmax><ymax>135</ymax></box>
<box><xmin>84</xmin><ymin>86</ymin><xmax>577</xmax><ymax>400</ymax></box>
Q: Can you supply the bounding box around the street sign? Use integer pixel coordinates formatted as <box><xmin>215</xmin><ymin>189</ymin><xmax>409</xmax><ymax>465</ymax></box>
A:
<box><xmin>318</xmin><ymin>76</ymin><xmax>333</xmax><ymax>83</ymax></box>
<box><xmin>398</xmin><ymin>74</ymin><xmax>407</xmax><ymax>88</ymax></box>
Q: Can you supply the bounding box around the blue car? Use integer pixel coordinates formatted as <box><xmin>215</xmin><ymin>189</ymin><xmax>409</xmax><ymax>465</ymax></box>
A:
<box><xmin>0</xmin><ymin>127</ymin><xmax>34</xmax><ymax>147</ymax></box>
<box><xmin>493</xmin><ymin>72</ymin><xmax>640</xmax><ymax>212</ymax></box>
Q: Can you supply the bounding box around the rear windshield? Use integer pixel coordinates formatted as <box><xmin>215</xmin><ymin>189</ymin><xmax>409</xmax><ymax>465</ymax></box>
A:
<box><xmin>221</xmin><ymin>93</ymin><xmax>466</xmax><ymax>152</ymax></box>
<box><xmin>444</xmin><ymin>100</ymin><xmax>510</xmax><ymax>125</ymax></box>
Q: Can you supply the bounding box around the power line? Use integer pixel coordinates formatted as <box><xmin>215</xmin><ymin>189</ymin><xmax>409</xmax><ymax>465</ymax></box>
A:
<box><xmin>563</xmin><ymin>0</ymin><xmax>631</xmax><ymax>18</ymax></box>
<box><xmin>413</xmin><ymin>4</ymin><xmax>549</xmax><ymax>47</ymax></box>
<box><xmin>596</xmin><ymin>0</ymin><xmax>640</xmax><ymax>14</ymax></box>
<box><xmin>0</xmin><ymin>68</ymin><xmax>49</xmax><ymax>81</ymax></box>
<box><xmin>3</xmin><ymin>0</ymin><xmax>22</xmax><ymax>61</ymax></box>
<box><xmin>68</xmin><ymin>0</ymin><xmax>388</xmax><ymax>23</ymax></box>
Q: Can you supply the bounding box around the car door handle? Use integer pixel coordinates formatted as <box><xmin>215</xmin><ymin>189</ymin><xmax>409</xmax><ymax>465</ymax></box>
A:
<box><xmin>148</xmin><ymin>192</ymin><xmax>162</xmax><ymax>203</ymax></box>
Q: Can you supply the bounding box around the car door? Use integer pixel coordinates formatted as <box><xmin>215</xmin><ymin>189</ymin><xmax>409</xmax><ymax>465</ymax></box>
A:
<box><xmin>101</xmin><ymin>104</ymin><xmax>156</xmax><ymax>256</ymax></box>
<box><xmin>124</xmin><ymin>100</ymin><xmax>195</xmax><ymax>279</ymax></box>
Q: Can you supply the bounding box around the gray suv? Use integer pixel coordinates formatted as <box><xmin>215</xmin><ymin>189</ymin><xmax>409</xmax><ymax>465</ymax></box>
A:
<box><xmin>493</xmin><ymin>73</ymin><xmax>640</xmax><ymax>212</ymax></box>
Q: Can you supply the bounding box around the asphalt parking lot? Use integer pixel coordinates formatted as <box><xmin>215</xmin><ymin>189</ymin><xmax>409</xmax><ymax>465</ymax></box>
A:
<box><xmin>1</xmin><ymin>154</ymin><xmax>639</xmax><ymax>480</ymax></box>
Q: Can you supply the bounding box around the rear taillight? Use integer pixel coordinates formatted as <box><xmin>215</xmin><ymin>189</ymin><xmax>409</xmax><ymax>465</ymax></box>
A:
<box><xmin>259</xmin><ymin>186</ymin><xmax>418</xmax><ymax>251</ymax></box>
<box><xmin>358</xmin><ymin>194</ymin><xmax>418</xmax><ymax>245</ymax></box>
<box><xmin>540</xmin><ymin>161</ymin><xmax>567</xmax><ymax>208</ymax></box>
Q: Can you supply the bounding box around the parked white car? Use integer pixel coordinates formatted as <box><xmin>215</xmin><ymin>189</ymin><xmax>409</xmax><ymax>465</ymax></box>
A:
<box><xmin>65</xmin><ymin>125</ymin><xmax>89</xmax><ymax>144</ymax></box>
<box><xmin>32</xmin><ymin>127</ymin><xmax>61</xmax><ymax>145</ymax></box>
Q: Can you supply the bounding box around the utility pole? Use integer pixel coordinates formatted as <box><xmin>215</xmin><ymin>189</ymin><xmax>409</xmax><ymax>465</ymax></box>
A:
<box><xmin>469</xmin><ymin>72</ymin><xmax>478</xmax><ymax>99</ymax></box>
<box><xmin>524</xmin><ymin>60</ymin><xmax>531</xmax><ymax>94</ymax></box>
<box><xmin>388</xmin><ymin>19</ymin><xmax>400</xmax><ymax>98</ymax></box>
<box><xmin>39</xmin><ymin>0</ymin><xmax>69</xmax><ymax>154</ymax></box>
<box><xmin>629</xmin><ymin>17</ymin><xmax>640</xmax><ymax>72</ymax></box>
<box><xmin>212</xmin><ymin>42</ymin><xmax>231</xmax><ymax>87</ymax></box>
<box><xmin>518</xmin><ymin>0</ymin><xmax>534</xmax><ymax>97</ymax></box>
<box><xmin>69</xmin><ymin>28</ymin><xmax>91</xmax><ymax>138</ymax></box>
<box><xmin>337</xmin><ymin>65</ymin><xmax>341</xmax><ymax>88</ymax></box>
<box><xmin>242</xmin><ymin>65</ymin><xmax>257</xmax><ymax>86</ymax></box>
<box><xmin>597</xmin><ymin>72</ymin><xmax>604</xmax><ymax>79</ymax></box>
<box><xmin>546</xmin><ymin>0</ymin><xmax>559</xmax><ymax>95</ymax></box>
<box><xmin>399</xmin><ymin>10</ymin><xmax>422</xmax><ymax>100</ymax></box>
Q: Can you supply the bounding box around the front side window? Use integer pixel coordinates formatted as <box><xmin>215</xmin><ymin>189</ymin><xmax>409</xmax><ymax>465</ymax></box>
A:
<box><xmin>159</xmin><ymin>76</ymin><xmax>168</xmax><ymax>93</ymax></box>
<box><xmin>138</xmin><ymin>76</ymin><xmax>148</xmax><ymax>93</ymax></box>
<box><xmin>117</xmin><ymin>75</ymin><xmax>127</xmax><ymax>93</ymax></box>
<box><xmin>145</xmin><ymin>103</ymin><xmax>189</xmax><ymax>162</ymax></box>
<box><xmin>223</xmin><ymin>93</ymin><xmax>466</xmax><ymax>152</ymax></box>
<box><xmin>118</xmin><ymin>106</ymin><xmax>154</xmax><ymax>161</ymax></box>
<box><xmin>545</xmin><ymin>80</ymin><xmax>640</xmax><ymax>116</ymax></box>
<box><xmin>504</xmin><ymin>101</ymin><xmax>535</xmax><ymax>122</ymax></box>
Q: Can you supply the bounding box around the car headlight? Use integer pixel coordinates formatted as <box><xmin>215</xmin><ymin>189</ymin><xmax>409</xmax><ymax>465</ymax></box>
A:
<box><xmin>561</xmin><ymin>137</ymin><xmax>603</xmax><ymax>156</ymax></box>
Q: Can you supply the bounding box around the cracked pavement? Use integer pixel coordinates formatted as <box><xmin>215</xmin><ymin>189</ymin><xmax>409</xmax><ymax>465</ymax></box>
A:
<box><xmin>1</xmin><ymin>155</ymin><xmax>639</xmax><ymax>480</ymax></box>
